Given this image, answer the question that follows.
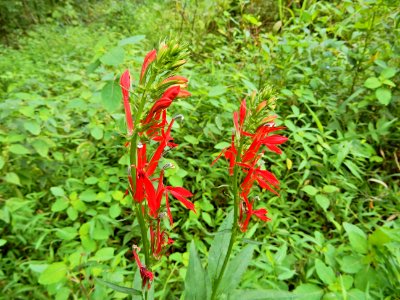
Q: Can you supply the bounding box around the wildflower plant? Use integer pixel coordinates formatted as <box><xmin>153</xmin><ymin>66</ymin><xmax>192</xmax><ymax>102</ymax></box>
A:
<box><xmin>209</xmin><ymin>89</ymin><xmax>288</xmax><ymax>298</ymax></box>
<box><xmin>119</xmin><ymin>41</ymin><xmax>194</xmax><ymax>294</ymax></box>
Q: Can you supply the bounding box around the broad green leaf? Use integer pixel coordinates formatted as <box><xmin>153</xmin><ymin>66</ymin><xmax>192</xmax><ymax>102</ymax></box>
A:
<box><xmin>56</xmin><ymin>227</ymin><xmax>78</xmax><ymax>240</ymax></box>
<box><xmin>343</xmin><ymin>222</ymin><xmax>368</xmax><ymax>254</ymax></box>
<box><xmin>23</xmin><ymin>120</ymin><xmax>41</xmax><ymax>135</ymax></box>
<box><xmin>348</xmin><ymin>289</ymin><xmax>367</xmax><ymax>300</ymax></box>
<box><xmin>293</xmin><ymin>284</ymin><xmax>324</xmax><ymax>300</ymax></box>
<box><xmin>184</xmin><ymin>135</ymin><xmax>199</xmax><ymax>145</ymax></box>
<box><xmin>109</xmin><ymin>204</ymin><xmax>121</xmax><ymax>218</ymax></box>
<box><xmin>322</xmin><ymin>185</ymin><xmax>338</xmax><ymax>193</ymax></box>
<box><xmin>315</xmin><ymin>259</ymin><xmax>335</xmax><ymax>285</ymax></box>
<box><xmin>375</xmin><ymin>88</ymin><xmax>391</xmax><ymax>105</ymax></box>
<box><xmin>80</xmin><ymin>189</ymin><xmax>97</xmax><ymax>202</ymax></box>
<box><xmin>214</xmin><ymin>142</ymin><xmax>230</xmax><ymax>149</ymax></box>
<box><xmin>32</xmin><ymin>139</ymin><xmax>50</xmax><ymax>157</ymax></box>
<box><xmin>339</xmin><ymin>255</ymin><xmax>363</xmax><ymax>274</ymax></box>
<box><xmin>39</xmin><ymin>262</ymin><xmax>68</xmax><ymax>285</ymax></box>
<box><xmin>95</xmin><ymin>278</ymin><xmax>142</xmax><ymax>295</ymax></box>
<box><xmin>302</xmin><ymin>185</ymin><xmax>318</xmax><ymax>196</ymax></box>
<box><xmin>52</xmin><ymin>198</ymin><xmax>69</xmax><ymax>212</ymax></box>
<box><xmin>93</xmin><ymin>247</ymin><xmax>115</xmax><ymax>261</ymax></box>
<box><xmin>229</xmin><ymin>289</ymin><xmax>293</xmax><ymax>299</ymax></box>
<box><xmin>5</xmin><ymin>172</ymin><xmax>21</xmax><ymax>185</ymax></box>
<box><xmin>369</xmin><ymin>227</ymin><xmax>391</xmax><ymax>246</ymax></box>
<box><xmin>219</xmin><ymin>245</ymin><xmax>255</xmax><ymax>293</ymax></box>
<box><xmin>169</xmin><ymin>174</ymin><xmax>183</xmax><ymax>187</ymax></box>
<box><xmin>100</xmin><ymin>47</ymin><xmax>124</xmax><ymax>66</ymax></box>
<box><xmin>0</xmin><ymin>239</ymin><xmax>7</xmax><ymax>247</ymax></box>
<box><xmin>101</xmin><ymin>80</ymin><xmax>122</xmax><ymax>112</ymax></box>
<box><xmin>380</xmin><ymin>67</ymin><xmax>396</xmax><ymax>79</ymax></box>
<box><xmin>208</xmin><ymin>85</ymin><xmax>227</xmax><ymax>97</ymax></box>
<box><xmin>51</xmin><ymin>186</ymin><xmax>66</xmax><ymax>197</ymax></box>
<box><xmin>91</xmin><ymin>127</ymin><xmax>104</xmax><ymax>140</ymax></box>
<box><xmin>118</xmin><ymin>35</ymin><xmax>146</xmax><ymax>46</ymax></box>
<box><xmin>185</xmin><ymin>241</ymin><xmax>207</xmax><ymax>300</ymax></box>
<box><xmin>208</xmin><ymin>211</ymin><xmax>233</xmax><ymax>283</ymax></box>
<box><xmin>364</xmin><ymin>77</ymin><xmax>381</xmax><ymax>89</ymax></box>
<box><xmin>315</xmin><ymin>194</ymin><xmax>329</xmax><ymax>211</ymax></box>
<box><xmin>67</xmin><ymin>207</ymin><xmax>78</xmax><ymax>221</ymax></box>
<box><xmin>9</xmin><ymin>144</ymin><xmax>30</xmax><ymax>155</ymax></box>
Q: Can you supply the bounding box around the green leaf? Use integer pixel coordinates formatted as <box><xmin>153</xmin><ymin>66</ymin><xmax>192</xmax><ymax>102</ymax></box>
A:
<box><xmin>208</xmin><ymin>85</ymin><xmax>227</xmax><ymax>97</ymax></box>
<box><xmin>219</xmin><ymin>245</ymin><xmax>255</xmax><ymax>293</ymax></box>
<box><xmin>315</xmin><ymin>259</ymin><xmax>335</xmax><ymax>285</ymax></box>
<box><xmin>23</xmin><ymin>120</ymin><xmax>41</xmax><ymax>135</ymax></box>
<box><xmin>208</xmin><ymin>211</ymin><xmax>233</xmax><ymax>283</ymax></box>
<box><xmin>39</xmin><ymin>262</ymin><xmax>68</xmax><ymax>285</ymax></box>
<box><xmin>80</xmin><ymin>189</ymin><xmax>97</xmax><ymax>202</ymax></box>
<box><xmin>344</xmin><ymin>160</ymin><xmax>362</xmax><ymax>179</ymax></box>
<box><xmin>380</xmin><ymin>67</ymin><xmax>396</xmax><ymax>79</ymax></box>
<box><xmin>369</xmin><ymin>227</ymin><xmax>391</xmax><ymax>246</ymax></box>
<box><xmin>52</xmin><ymin>198</ymin><xmax>69</xmax><ymax>212</ymax></box>
<box><xmin>5</xmin><ymin>172</ymin><xmax>21</xmax><ymax>185</ymax></box>
<box><xmin>315</xmin><ymin>194</ymin><xmax>329</xmax><ymax>211</ymax></box>
<box><xmin>302</xmin><ymin>185</ymin><xmax>318</xmax><ymax>196</ymax></box>
<box><xmin>56</xmin><ymin>227</ymin><xmax>78</xmax><ymax>240</ymax></box>
<box><xmin>32</xmin><ymin>139</ymin><xmax>50</xmax><ymax>157</ymax></box>
<box><xmin>343</xmin><ymin>222</ymin><xmax>368</xmax><ymax>254</ymax></box>
<box><xmin>100</xmin><ymin>47</ymin><xmax>124</xmax><ymax>66</ymax></box>
<box><xmin>229</xmin><ymin>289</ymin><xmax>293</xmax><ymax>299</ymax></box>
<box><xmin>214</xmin><ymin>142</ymin><xmax>230</xmax><ymax>150</ymax></box>
<box><xmin>67</xmin><ymin>207</ymin><xmax>78</xmax><ymax>221</ymax></box>
<box><xmin>293</xmin><ymin>284</ymin><xmax>324</xmax><ymax>300</ymax></box>
<box><xmin>185</xmin><ymin>241</ymin><xmax>207</xmax><ymax>300</ymax></box>
<box><xmin>95</xmin><ymin>278</ymin><xmax>142</xmax><ymax>295</ymax></box>
<box><xmin>323</xmin><ymin>185</ymin><xmax>338</xmax><ymax>193</ymax></box>
<box><xmin>375</xmin><ymin>88</ymin><xmax>391</xmax><ymax>105</ymax></box>
<box><xmin>93</xmin><ymin>247</ymin><xmax>115</xmax><ymax>261</ymax></box>
<box><xmin>0</xmin><ymin>156</ymin><xmax>4</xmax><ymax>169</ymax></box>
<box><xmin>339</xmin><ymin>255</ymin><xmax>363</xmax><ymax>274</ymax></box>
<box><xmin>184</xmin><ymin>135</ymin><xmax>199</xmax><ymax>145</ymax></box>
<box><xmin>9</xmin><ymin>144</ymin><xmax>30</xmax><ymax>155</ymax></box>
<box><xmin>118</xmin><ymin>35</ymin><xmax>146</xmax><ymax>46</ymax></box>
<box><xmin>0</xmin><ymin>239</ymin><xmax>7</xmax><ymax>247</ymax></box>
<box><xmin>91</xmin><ymin>127</ymin><xmax>104</xmax><ymax>140</ymax></box>
<box><xmin>50</xmin><ymin>186</ymin><xmax>66</xmax><ymax>197</ymax></box>
<box><xmin>169</xmin><ymin>174</ymin><xmax>183</xmax><ymax>187</ymax></box>
<box><xmin>109</xmin><ymin>204</ymin><xmax>121</xmax><ymax>218</ymax></box>
<box><xmin>101</xmin><ymin>80</ymin><xmax>122</xmax><ymax>112</ymax></box>
<box><xmin>364</xmin><ymin>77</ymin><xmax>381</xmax><ymax>89</ymax></box>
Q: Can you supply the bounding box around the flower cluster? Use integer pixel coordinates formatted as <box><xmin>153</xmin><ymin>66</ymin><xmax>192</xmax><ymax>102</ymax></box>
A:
<box><xmin>213</xmin><ymin>90</ymin><xmax>288</xmax><ymax>232</ymax></box>
<box><xmin>119</xmin><ymin>42</ymin><xmax>194</xmax><ymax>289</ymax></box>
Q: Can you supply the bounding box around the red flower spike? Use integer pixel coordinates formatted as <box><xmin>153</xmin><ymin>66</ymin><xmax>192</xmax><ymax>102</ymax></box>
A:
<box><xmin>239</xmin><ymin>195</ymin><xmax>271</xmax><ymax>232</ymax></box>
<box><xmin>120</xmin><ymin>70</ymin><xmax>134</xmax><ymax>135</ymax></box>
<box><xmin>163</xmin><ymin>186</ymin><xmax>195</xmax><ymax>225</ymax></box>
<box><xmin>132</xmin><ymin>247</ymin><xmax>154</xmax><ymax>289</ymax></box>
<box><xmin>140</xmin><ymin>49</ymin><xmax>157</xmax><ymax>82</ymax></box>
<box><xmin>239</xmin><ymin>99</ymin><xmax>246</xmax><ymax>128</ymax></box>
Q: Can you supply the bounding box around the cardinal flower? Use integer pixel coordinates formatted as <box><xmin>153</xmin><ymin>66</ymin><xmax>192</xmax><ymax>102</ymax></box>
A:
<box><xmin>140</xmin><ymin>49</ymin><xmax>157</xmax><ymax>83</ymax></box>
<box><xmin>239</xmin><ymin>193</ymin><xmax>270</xmax><ymax>232</ymax></box>
<box><xmin>120</xmin><ymin>70</ymin><xmax>134</xmax><ymax>135</ymax></box>
<box><xmin>132</xmin><ymin>246</ymin><xmax>154</xmax><ymax>289</ymax></box>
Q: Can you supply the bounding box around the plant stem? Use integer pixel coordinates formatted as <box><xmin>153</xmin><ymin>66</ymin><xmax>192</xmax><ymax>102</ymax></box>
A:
<box><xmin>210</xmin><ymin>142</ymin><xmax>243</xmax><ymax>300</ymax></box>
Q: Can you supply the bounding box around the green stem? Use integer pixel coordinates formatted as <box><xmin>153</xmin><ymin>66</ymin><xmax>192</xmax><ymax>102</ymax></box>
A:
<box><xmin>211</xmin><ymin>142</ymin><xmax>243</xmax><ymax>300</ymax></box>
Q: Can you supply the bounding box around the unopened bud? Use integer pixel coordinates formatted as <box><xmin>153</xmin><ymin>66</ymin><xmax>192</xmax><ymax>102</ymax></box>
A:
<box><xmin>256</xmin><ymin>101</ymin><xmax>267</xmax><ymax>112</ymax></box>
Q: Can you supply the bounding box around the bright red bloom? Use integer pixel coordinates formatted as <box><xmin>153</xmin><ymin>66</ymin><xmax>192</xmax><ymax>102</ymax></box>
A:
<box><xmin>140</xmin><ymin>49</ymin><xmax>157</xmax><ymax>82</ymax></box>
<box><xmin>120</xmin><ymin>70</ymin><xmax>134</xmax><ymax>135</ymax></box>
<box><xmin>132</xmin><ymin>246</ymin><xmax>154</xmax><ymax>289</ymax></box>
<box><xmin>239</xmin><ymin>193</ymin><xmax>270</xmax><ymax>232</ymax></box>
<box><xmin>177</xmin><ymin>89</ymin><xmax>191</xmax><ymax>98</ymax></box>
<box><xmin>150</xmin><ymin>217</ymin><xmax>173</xmax><ymax>259</ymax></box>
<box><xmin>164</xmin><ymin>186</ymin><xmax>195</xmax><ymax>225</ymax></box>
<box><xmin>131</xmin><ymin>145</ymin><xmax>156</xmax><ymax>204</ymax></box>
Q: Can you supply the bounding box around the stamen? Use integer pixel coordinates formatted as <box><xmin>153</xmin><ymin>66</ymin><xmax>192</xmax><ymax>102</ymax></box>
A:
<box><xmin>173</xmin><ymin>114</ymin><xmax>184</xmax><ymax>121</ymax></box>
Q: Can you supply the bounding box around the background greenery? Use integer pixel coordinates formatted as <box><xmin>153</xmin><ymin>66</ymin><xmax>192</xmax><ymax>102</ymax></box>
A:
<box><xmin>0</xmin><ymin>0</ymin><xmax>399</xmax><ymax>299</ymax></box>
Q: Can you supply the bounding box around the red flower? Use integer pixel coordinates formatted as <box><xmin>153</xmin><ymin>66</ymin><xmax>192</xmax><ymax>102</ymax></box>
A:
<box><xmin>211</xmin><ymin>134</ymin><xmax>237</xmax><ymax>175</ymax></box>
<box><xmin>120</xmin><ymin>70</ymin><xmax>134</xmax><ymax>135</ymax></box>
<box><xmin>131</xmin><ymin>145</ymin><xmax>156</xmax><ymax>204</ymax></box>
<box><xmin>140</xmin><ymin>49</ymin><xmax>157</xmax><ymax>83</ymax></box>
<box><xmin>150</xmin><ymin>217</ymin><xmax>173</xmax><ymax>259</ymax></box>
<box><xmin>239</xmin><ymin>193</ymin><xmax>270</xmax><ymax>232</ymax></box>
<box><xmin>164</xmin><ymin>186</ymin><xmax>195</xmax><ymax>225</ymax></box>
<box><xmin>162</xmin><ymin>75</ymin><xmax>188</xmax><ymax>85</ymax></box>
<box><xmin>132</xmin><ymin>246</ymin><xmax>154</xmax><ymax>289</ymax></box>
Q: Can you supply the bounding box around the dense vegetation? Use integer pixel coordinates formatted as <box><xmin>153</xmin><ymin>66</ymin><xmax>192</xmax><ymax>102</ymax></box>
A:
<box><xmin>0</xmin><ymin>0</ymin><xmax>399</xmax><ymax>299</ymax></box>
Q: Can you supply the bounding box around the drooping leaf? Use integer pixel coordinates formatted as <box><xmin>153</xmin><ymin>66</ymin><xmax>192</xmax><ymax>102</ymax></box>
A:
<box><xmin>95</xmin><ymin>278</ymin><xmax>142</xmax><ymax>295</ymax></box>
<box><xmin>39</xmin><ymin>262</ymin><xmax>68</xmax><ymax>285</ymax></box>
<box><xmin>185</xmin><ymin>241</ymin><xmax>207</xmax><ymax>300</ymax></box>
<box><xmin>208</xmin><ymin>211</ymin><xmax>233</xmax><ymax>284</ymax></box>
<box><xmin>218</xmin><ymin>245</ymin><xmax>255</xmax><ymax>294</ymax></box>
<box><xmin>343</xmin><ymin>222</ymin><xmax>368</xmax><ymax>254</ymax></box>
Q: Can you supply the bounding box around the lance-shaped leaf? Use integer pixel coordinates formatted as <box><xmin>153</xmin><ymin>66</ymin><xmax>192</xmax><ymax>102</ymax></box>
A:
<box><xmin>185</xmin><ymin>241</ymin><xmax>207</xmax><ymax>299</ymax></box>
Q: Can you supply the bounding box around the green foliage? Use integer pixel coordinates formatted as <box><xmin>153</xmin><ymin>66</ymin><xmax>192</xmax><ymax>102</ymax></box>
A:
<box><xmin>0</xmin><ymin>0</ymin><xmax>399</xmax><ymax>299</ymax></box>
